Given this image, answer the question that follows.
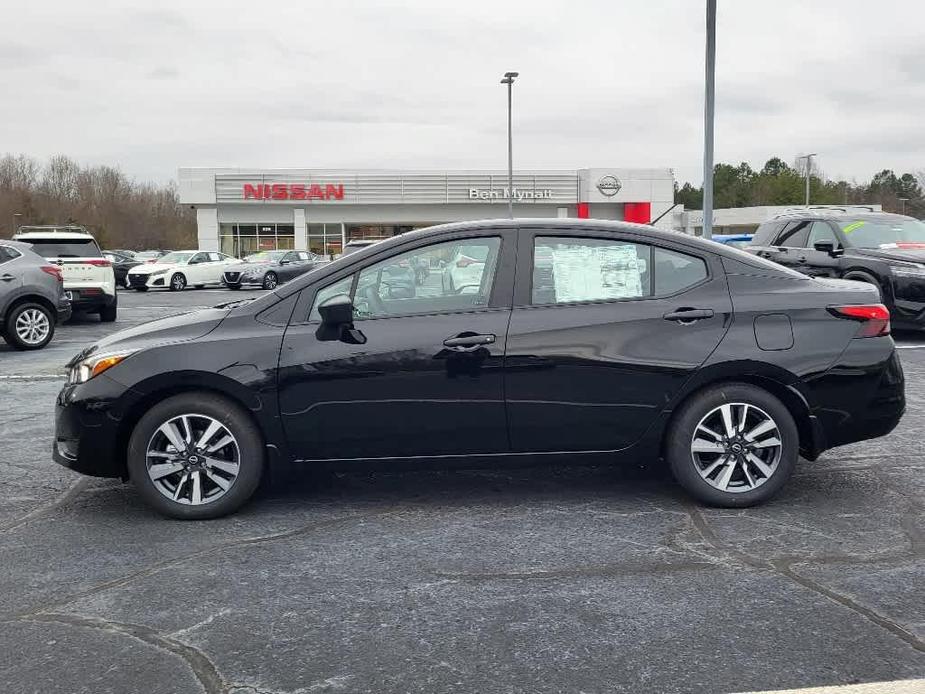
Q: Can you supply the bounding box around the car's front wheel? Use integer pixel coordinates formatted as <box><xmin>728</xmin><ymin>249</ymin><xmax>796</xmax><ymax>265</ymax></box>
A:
<box><xmin>262</xmin><ymin>272</ymin><xmax>278</xmax><ymax>290</ymax></box>
<box><xmin>169</xmin><ymin>273</ymin><xmax>187</xmax><ymax>291</ymax></box>
<box><xmin>126</xmin><ymin>393</ymin><xmax>265</xmax><ymax>519</ymax></box>
<box><xmin>666</xmin><ymin>383</ymin><xmax>798</xmax><ymax>507</ymax></box>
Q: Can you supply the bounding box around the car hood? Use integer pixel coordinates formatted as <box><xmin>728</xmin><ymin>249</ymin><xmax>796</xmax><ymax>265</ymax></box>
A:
<box><xmin>67</xmin><ymin>307</ymin><xmax>230</xmax><ymax>366</ymax></box>
<box><xmin>849</xmin><ymin>247</ymin><xmax>925</xmax><ymax>264</ymax></box>
<box><xmin>128</xmin><ymin>262</ymin><xmax>182</xmax><ymax>274</ymax></box>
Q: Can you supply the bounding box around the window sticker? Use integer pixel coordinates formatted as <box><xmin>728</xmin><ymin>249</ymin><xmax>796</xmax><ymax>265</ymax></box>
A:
<box><xmin>842</xmin><ymin>221</ymin><xmax>866</xmax><ymax>234</ymax></box>
<box><xmin>549</xmin><ymin>243</ymin><xmax>643</xmax><ymax>302</ymax></box>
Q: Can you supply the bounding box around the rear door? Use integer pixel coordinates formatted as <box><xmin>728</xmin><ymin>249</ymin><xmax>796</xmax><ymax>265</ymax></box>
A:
<box><xmin>504</xmin><ymin>228</ymin><xmax>732</xmax><ymax>453</ymax></box>
<box><xmin>186</xmin><ymin>252</ymin><xmax>211</xmax><ymax>284</ymax></box>
<box><xmin>0</xmin><ymin>245</ymin><xmax>24</xmax><ymax>314</ymax></box>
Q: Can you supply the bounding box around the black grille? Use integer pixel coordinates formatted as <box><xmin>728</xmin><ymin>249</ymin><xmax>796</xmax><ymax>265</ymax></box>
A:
<box><xmin>129</xmin><ymin>274</ymin><xmax>148</xmax><ymax>287</ymax></box>
<box><xmin>224</xmin><ymin>272</ymin><xmax>240</xmax><ymax>282</ymax></box>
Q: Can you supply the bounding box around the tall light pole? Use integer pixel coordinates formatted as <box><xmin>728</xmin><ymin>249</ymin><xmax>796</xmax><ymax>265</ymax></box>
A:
<box><xmin>500</xmin><ymin>71</ymin><xmax>518</xmax><ymax>220</ymax></box>
<box><xmin>899</xmin><ymin>197</ymin><xmax>909</xmax><ymax>215</ymax></box>
<box><xmin>702</xmin><ymin>0</ymin><xmax>716</xmax><ymax>239</ymax></box>
<box><xmin>797</xmin><ymin>153</ymin><xmax>817</xmax><ymax>206</ymax></box>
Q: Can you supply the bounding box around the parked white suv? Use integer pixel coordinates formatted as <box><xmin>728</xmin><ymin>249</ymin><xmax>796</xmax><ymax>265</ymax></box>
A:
<box><xmin>13</xmin><ymin>226</ymin><xmax>117</xmax><ymax>322</ymax></box>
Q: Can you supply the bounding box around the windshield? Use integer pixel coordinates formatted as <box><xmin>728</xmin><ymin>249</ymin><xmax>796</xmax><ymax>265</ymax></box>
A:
<box><xmin>157</xmin><ymin>252</ymin><xmax>194</xmax><ymax>264</ymax></box>
<box><xmin>25</xmin><ymin>238</ymin><xmax>101</xmax><ymax>258</ymax></box>
<box><xmin>840</xmin><ymin>218</ymin><xmax>925</xmax><ymax>249</ymax></box>
<box><xmin>244</xmin><ymin>251</ymin><xmax>286</xmax><ymax>263</ymax></box>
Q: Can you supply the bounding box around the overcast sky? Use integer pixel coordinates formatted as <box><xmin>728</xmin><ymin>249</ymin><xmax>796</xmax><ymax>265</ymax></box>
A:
<box><xmin>1</xmin><ymin>0</ymin><xmax>922</xmax><ymax>186</ymax></box>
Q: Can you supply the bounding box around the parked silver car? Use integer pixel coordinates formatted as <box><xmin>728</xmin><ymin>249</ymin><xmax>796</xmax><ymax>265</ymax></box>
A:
<box><xmin>0</xmin><ymin>240</ymin><xmax>71</xmax><ymax>350</ymax></box>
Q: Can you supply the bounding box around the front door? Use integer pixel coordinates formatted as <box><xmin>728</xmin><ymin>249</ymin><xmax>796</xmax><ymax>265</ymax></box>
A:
<box><xmin>797</xmin><ymin>221</ymin><xmax>842</xmax><ymax>277</ymax></box>
<box><xmin>504</xmin><ymin>230</ymin><xmax>732</xmax><ymax>453</ymax></box>
<box><xmin>277</xmin><ymin>232</ymin><xmax>514</xmax><ymax>460</ymax></box>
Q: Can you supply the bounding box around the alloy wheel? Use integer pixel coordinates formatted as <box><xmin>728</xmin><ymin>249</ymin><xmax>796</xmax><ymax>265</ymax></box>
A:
<box><xmin>15</xmin><ymin>308</ymin><xmax>51</xmax><ymax>346</ymax></box>
<box><xmin>171</xmin><ymin>274</ymin><xmax>186</xmax><ymax>291</ymax></box>
<box><xmin>690</xmin><ymin>402</ymin><xmax>782</xmax><ymax>493</ymax></box>
<box><xmin>145</xmin><ymin>413</ymin><xmax>240</xmax><ymax>505</ymax></box>
<box><xmin>263</xmin><ymin>273</ymin><xmax>278</xmax><ymax>289</ymax></box>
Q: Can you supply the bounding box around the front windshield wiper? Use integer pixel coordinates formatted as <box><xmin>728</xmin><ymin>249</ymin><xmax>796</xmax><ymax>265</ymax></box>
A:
<box><xmin>213</xmin><ymin>298</ymin><xmax>256</xmax><ymax>309</ymax></box>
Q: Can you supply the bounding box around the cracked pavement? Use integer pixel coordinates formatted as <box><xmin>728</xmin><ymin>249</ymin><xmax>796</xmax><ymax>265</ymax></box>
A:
<box><xmin>0</xmin><ymin>290</ymin><xmax>923</xmax><ymax>693</ymax></box>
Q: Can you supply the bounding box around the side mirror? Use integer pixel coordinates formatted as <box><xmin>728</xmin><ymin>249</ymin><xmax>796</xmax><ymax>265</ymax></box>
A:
<box><xmin>813</xmin><ymin>240</ymin><xmax>842</xmax><ymax>256</ymax></box>
<box><xmin>279</xmin><ymin>259</ymin><xmax>290</xmax><ymax>265</ymax></box>
<box><xmin>318</xmin><ymin>294</ymin><xmax>354</xmax><ymax>325</ymax></box>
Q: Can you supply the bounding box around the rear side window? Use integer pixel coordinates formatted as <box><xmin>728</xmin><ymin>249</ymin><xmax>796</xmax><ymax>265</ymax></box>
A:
<box><xmin>0</xmin><ymin>246</ymin><xmax>22</xmax><ymax>263</ymax></box>
<box><xmin>532</xmin><ymin>238</ymin><xmax>652</xmax><ymax>305</ymax></box>
<box><xmin>25</xmin><ymin>237</ymin><xmax>101</xmax><ymax>258</ymax></box>
<box><xmin>751</xmin><ymin>222</ymin><xmax>783</xmax><ymax>246</ymax></box>
<box><xmin>775</xmin><ymin>221</ymin><xmax>812</xmax><ymax>248</ymax></box>
<box><xmin>653</xmin><ymin>247</ymin><xmax>708</xmax><ymax>294</ymax></box>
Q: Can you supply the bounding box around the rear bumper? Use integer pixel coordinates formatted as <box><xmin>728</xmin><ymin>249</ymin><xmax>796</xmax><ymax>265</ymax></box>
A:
<box><xmin>807</xmin><ymin>338</ymin><xmax>905</xmax><ymax>453</ymax></box>
<box><xmin>57</xmin><ymin>297</ymin><xmax>72</xmax><ymax>323</ymax></box>
<box><xmin>67</xmin><ymin>290</ymin><xmax>116</xmax><ymax>310</ymax></box>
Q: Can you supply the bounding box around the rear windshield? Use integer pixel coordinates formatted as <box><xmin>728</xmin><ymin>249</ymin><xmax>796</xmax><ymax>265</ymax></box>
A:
<box><xmin>26</xmin><ymin>238</ymin><xmax>101</xmax><ymax>258</ymax></box>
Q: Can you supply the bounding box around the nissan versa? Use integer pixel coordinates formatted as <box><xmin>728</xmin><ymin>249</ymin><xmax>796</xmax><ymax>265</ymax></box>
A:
<box><xmin>54</xmin><ymin>220</ymin><xmax>905</xmax><ymax>519</ymax></box>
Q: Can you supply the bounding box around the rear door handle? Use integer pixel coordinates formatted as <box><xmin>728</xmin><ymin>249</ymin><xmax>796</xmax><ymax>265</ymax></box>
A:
<box><xmin>663</xmin><ymin>308</ymin><xmax>714</xmax><ymax>323</ymax></box>
<box><xmin>443</xmin><ymin>333</ymin><xmax>496</xmax><ymax>351</ymax></box>
<box><xmin>0</xmin><ymin>274</ymin><xmax>14</xmax><ymax>282</ymax></box>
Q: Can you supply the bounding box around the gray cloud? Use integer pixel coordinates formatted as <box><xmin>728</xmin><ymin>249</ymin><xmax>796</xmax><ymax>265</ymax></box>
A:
<box><xmin>0</xmin><ymin>0</ymin><xmax>921</xmax><ymax>186</ymax></box>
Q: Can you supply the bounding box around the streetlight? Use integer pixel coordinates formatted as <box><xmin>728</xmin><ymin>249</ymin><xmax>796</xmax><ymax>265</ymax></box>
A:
<box><xmin>500</xmin><ymin>71</ymin><xmax>518</xmax><ymax>220</ymax></box>
<box><xmin>796</xmin><ymin>153</ymin><xmax>817</xmax><ymax>206</ymax></box>
<box><xmin>899</xmin><ymin>198</ymin><xmax>909</xmax><ymax>215</ymax></box>
<box><xmin>702</xmin><ymin>0</ymin><xmax>716</xmax><ymax>239</ymax></box>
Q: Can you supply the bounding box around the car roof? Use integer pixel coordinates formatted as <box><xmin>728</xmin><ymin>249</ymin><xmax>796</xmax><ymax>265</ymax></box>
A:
<box><xmin>14</xmin><ymin>231</ymin><xmax>97</xmax><ymax>239</ymax></box>
<box><xmin>770</xmin><ymin>207</ymin><xmax>911</xmax><ymax>223</ymax></box>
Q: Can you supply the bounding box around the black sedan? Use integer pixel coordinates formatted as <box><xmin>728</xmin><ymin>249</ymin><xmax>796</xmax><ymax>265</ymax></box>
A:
<box><xmin>53</xmin><ymin>219</ymin><xmax>904</xmax><ymax>519</ymax></box>
<box><xmin>103</xmin><ymin>251</ymin><xmax>143</xmax><ymax>288</ymax></box>
<box><xmin>222</xmin><ymin>250</ymin><xmax>326</xmax><ymax>290</ymax></box>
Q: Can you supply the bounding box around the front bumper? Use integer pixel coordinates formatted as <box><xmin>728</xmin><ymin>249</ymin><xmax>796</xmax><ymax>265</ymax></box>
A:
<box><xmin>127</xmin><ymin>273</ymin><xmax>167</xmax><ymax>289</ymax></box>
<box><xmin>223</xmin><ymin>271</ymin><xmax>263</xmax><ymax>286</ymax></box>
<box><xmin>53</xmin><ymin>375</ymin><xmax>129</xmax><ymax>478</ymax></box>
<box><xmin>887</xmin><ymin>276</ymin><xmax>925</xmax><ymax>329</ymax></box>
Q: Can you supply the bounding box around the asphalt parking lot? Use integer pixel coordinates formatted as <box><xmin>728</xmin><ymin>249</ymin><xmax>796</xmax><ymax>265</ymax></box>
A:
<box><xmin>1</xmin><ymin>288</ymin><xmax>923</xmax><ymax>694</ymax></box>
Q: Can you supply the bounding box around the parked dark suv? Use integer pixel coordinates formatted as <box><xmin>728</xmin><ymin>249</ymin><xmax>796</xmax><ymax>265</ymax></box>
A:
<box><xmin>54</xmin><ymin>219</ymin><xmax>904</xmax><ymax>519</ymax></box>
<box><xmin>746</xmin><ymin>207</ymin><xmax>925</xmax><ymax>329</ymax></box>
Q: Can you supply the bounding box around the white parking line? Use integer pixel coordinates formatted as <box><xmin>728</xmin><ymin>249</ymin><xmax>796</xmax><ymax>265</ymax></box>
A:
<box><xmin>895</xmin><ymin>344</ymin><xmax>925</xmax><ymax>349</ymax></box>
<box><xmin>733</xmin><ymin>679</ymin><xmax>925</xmax><ymax>694</ymax></box>
<box><xmin>0</xmin><ymin>374</ymin><xmax>64</xmax><ymax>380</ymax></box>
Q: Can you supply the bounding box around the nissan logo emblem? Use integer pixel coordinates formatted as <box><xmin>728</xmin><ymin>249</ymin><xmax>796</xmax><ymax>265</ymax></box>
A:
<box><xmin>596</xmin><ymin>175</ymin><xmax>622</xmax><ymax>197</ymax></box>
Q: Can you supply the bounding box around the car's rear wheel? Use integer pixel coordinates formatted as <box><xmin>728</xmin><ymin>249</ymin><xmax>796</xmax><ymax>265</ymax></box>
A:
<box><xmin>99</xmin><ymin>302</ymin><xmax>117</xmax><ymax>323</ymax></box>
<box><xmin>262</xmin><ymin>272</ymin><xmax>278</xmax><ymax>290</ymax></box>
<box><xmin>666</xmin><ymin>383</ymin><xmax>798</xmax><ymax>507</ymax></box>
<box><xmin>842</xmin><ymin>271</ymin><xmax>883</xmax><ymax>300</ymax></box>
<box><xmin>4</xmin><ymin>302</ymin><xmax>55</xmax><ymax>350</ymax></box>
<box><xmin>169</xmin><ymin>273</ymin><xmax>187</xmax><ymax>291</ymax></box>
<box><xmin>127</xmin><ymin>393</ymin><xmax>265</xmax><ymax>519</ymax></box>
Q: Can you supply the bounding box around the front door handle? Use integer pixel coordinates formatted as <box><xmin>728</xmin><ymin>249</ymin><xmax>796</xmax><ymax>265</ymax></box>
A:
<box><xmin>0</xmin><ymin>274</ymin><xmax>14</xmax><ymax>282</ymax></box>
<box><xmin>663</xmin><ymin>308</ymin><xmax>714</xmax><ymax>323</ymax></box>
<box><xmin>443</xmin><ymin>333</ymin><xmax>496</xmax><ymax>351</ymax></box>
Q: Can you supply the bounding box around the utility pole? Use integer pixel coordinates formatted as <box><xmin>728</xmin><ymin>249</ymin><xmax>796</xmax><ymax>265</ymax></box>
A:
<box><xmin>500</xmin><ymin>71</ymin><xmax>519</xmax><ymax>220</ymax></box>
<box><xmin>797</xmin><ymin>153</ymin><xmax>817</xmax><ymax>206</ymax></box>
<box><xmin>702</xmin><ymin>0</ymin><xmax>716</xmax><ymax>239</ymax></box>
<box><xmin>899</xmin><ymin>197</ymin><xmax>909</xmax><ymax>215</ymax></box>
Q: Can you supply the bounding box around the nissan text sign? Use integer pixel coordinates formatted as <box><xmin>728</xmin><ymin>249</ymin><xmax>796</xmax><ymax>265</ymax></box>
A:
<box><xmin>243</xmin><ymin>183</ymin><xmax>345</xmax><ymax>201</ymax></box>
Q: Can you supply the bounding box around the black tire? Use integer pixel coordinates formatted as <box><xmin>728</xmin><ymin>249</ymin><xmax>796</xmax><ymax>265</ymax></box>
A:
<box><xmin>842</xmin><ymin>271</ymin><xmax>883</xmax><ymax>300</ymax></box>
<box><xmin>134</xmin><ymin>286</ymin><xmax>148</xmax><ymax>292</ymax></box>
<box><xmin>262</xmin><ymin>272</ymin><xmax>278</xmax><ymax>290</ymax></box>
<box><xmin>169</xmin><ymin>273</ymin><xmax>187</xmax><ymax>291</ymax></box>
<box><xmin>3</xmin><ymin>301</ymin><xmax>55</xmax><ymax>350</ymax></box>
<box><xmin>226</xmin><ymin>283</ymin><xmax>241</xmax><ymax>291</ymax></box>
<box><xmin>99</xmin><ymin>302</ymin><xmax>117</xmax><ymax>323</ymax></box>
<box><xmin>666</xmin><ymin>382</ymin><xmax>798</xmax><ymax>508</ymax></box>
<box><xmin>127</xmin><ymin>393</ymin><xmax>265</xmax><ymax>519</ymax></box>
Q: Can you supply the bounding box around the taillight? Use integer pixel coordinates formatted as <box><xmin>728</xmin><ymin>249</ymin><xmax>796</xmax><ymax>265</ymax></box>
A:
<box><xmin>828</xmin><ymin>304</ymin><xmax>891</xmax><ymax>337</ymax></box>
<box><xmin>85</xmin><ymin>259</ymin><xmax>112</xmax><ymax>267</ymax></box>
<box><xmin>41</xmin><ymin>265</ymin><xmax>63</xmax><ymax>282</ymax></box>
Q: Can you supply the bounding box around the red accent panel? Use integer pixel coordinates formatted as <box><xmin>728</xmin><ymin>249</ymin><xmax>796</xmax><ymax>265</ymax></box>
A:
<box><xmin>577</xmin><ymin>202</ymin><xmax>590</xmax><ymax>219</ymax></box>
<box><xmin>623</xmin><ymin>202</ymin><xmax>651</xmax><ymax>224</ymax></box>
<box><xmin>624</xmin><ymin>202</ymin><xmax>651</xmax><ymax>223</ymax></box>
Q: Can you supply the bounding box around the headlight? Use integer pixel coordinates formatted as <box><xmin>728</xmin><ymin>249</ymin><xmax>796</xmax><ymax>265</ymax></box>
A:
<box><xmin>149</xmin><ymin>269</ymin><xmax>168</xmax><ymax>277</ymax></box>
<box><xmin>67</xmin><ymin>350</ymin><xmax>135</xmax><ymax>385</ymax></box>
<box><xmin>888</xmin><ymin>263</ymin><xmax>925</xmax><ymax>278</ymax></box>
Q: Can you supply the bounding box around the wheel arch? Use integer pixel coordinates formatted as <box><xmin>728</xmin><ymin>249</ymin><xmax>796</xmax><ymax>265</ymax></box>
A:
<box><xmin>4</xmin><ymin>293</ymin><xmax>57</xmax><ymax>325</ymax></box>
<box><xmin>658</xmin><ymin>363</ymin><xmax>818</xmax><ymax>462</ymax></box>
<box><xmin>115</xmin><ymin>372</ymin><xmax>280</xmax><ymax>478</ymax></box>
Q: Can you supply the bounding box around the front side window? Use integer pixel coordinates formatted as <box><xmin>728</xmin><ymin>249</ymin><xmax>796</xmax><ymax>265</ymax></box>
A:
<box><xmin>807</xmin><ymin>221</ymin><xmax>839</xmax><ymax>249</ymax></box>
<box><xmin>190</xmin><ymin>252</ymin><xmax>209</xmax><ymax>264</ymax></box>
<box><xmin>354</xmin><ymin>238</ymin><xmax>500</xmax><ymax>319</ymax></box>
<box><xmin>309</xmin><ymin>274</ymin><xmax>354</xmax><ymax>321</ymax></box>
<box><xmin>532</xmin><ymin>237</ymin><xmax>651</xmax><ymax>305</ymax></box>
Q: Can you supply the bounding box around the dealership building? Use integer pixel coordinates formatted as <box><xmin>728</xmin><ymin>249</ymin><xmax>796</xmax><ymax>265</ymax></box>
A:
<box><xmin>178</xmin><ymin>167</ymin><xmax>677</xmax><ymax>257</ymax></box>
